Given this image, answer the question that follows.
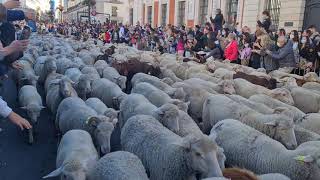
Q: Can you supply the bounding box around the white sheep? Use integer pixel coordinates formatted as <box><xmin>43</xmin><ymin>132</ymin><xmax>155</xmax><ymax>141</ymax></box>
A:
<box><xmin>210</xmin><ymin>119</ymin><xmax>320</xmax><ymax>180</ymax></box>
<box><xmin>119</xmin><ymin>93</ymin><xmax>180</xmax><ymax>133</ymax></box>
<box><xmin>88</xmin><ymin>151</ymin><xmax>149</xmax><ymax>180</ymax></box>
<box><xmin>102</xmin><ymin>67</ymin><xmax>127</xmax><ymax>90</ymax></box>
<box><xmin>56</xmin><ymin>97</ymin><xmax>116</xmax><ymax>154</ymax></box>
<box><xmin>131</xmin><ymin>73</ymin><xmax>186</xmax><ymax>101</ymax></box>
<box><xmin>91</xmin><ymin>78</ymin><xmax>127</xmax><ymax>109</ymax></box>
<box><xmin>132</xmin><ymin>82</ymin><xmax>189</xmax><ymax>112</ymax></box>
<box><xmin>172</xmin><ymin>81</ymin><xmax>215</xmax><ymax>122</ymax></box>
<box><xmin>183</xmin><ymin>78</ymin><xmax>236</xmax><ymax>95</ymax></box>
<box><xmin>290</xmin><ymin>87</ymin><xmax>320</xmax><ymax>113</ymax></box>
<box><xmin>121</xmin><ymin>115</ymin><xmax>223</xmax><ymax>180</ymax></box>
<box><xmin>202</xmin><ymin>94</ymin><xmax>297</xmax><ymax>149</ymax></box>
<box><xmin>227</xmin><ymin>94</ymin><xmax>275</xmax><ymax>114</ymax></box>
<box><xmin>85</xmin><ymin>97</ymin><xmax>119</xmax><ymax>122</ymax></box>
<box><xmin>297</xmin><ymin>113</ymin><xmax>320</xmax><ymax>135</ymax></box>
<box><xmin>46</xmin><ymin>77</ymin><xmax>78</xmax><ymax>115</ymax></box>
<box><xmin>43</xmin><ymin>130</ymin><xmax>99</xmax><ymax>180</ymax></box>
<box><xmin>234</xmin><ymin>78</ymin><xmax>294</xmax><ymax>105</ymax></box>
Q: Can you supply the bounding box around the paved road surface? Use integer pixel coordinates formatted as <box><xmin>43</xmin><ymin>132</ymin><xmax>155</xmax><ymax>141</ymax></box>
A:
<box><xmin>0</xmin><ymin>76</ymin><xmax>58</xmax><ymax>180</ymax></box>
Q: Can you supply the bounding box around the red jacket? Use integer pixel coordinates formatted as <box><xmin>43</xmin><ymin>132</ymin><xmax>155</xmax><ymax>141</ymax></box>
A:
<box><xmin>105</xmin><ymin>32</ymin><xmax>111</xmax><ymax>43</ymax></box>
<box><xmin>224</xmin><ymin>40</ymin><xmax>238</xmax><ymax>61</ymax></box>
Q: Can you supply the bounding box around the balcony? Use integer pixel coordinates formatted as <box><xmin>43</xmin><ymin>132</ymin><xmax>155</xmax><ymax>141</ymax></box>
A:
<box><xmin>104</xmin><ymin>0</ymin><xmax>123</xmax><ymax>4</ymax></box>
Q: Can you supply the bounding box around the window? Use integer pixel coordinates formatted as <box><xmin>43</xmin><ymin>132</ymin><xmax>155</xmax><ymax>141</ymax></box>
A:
<box><xmin>226</xmin><ymin>0</ymin><xmax>238</xmax><ymax>25</ymax></box>
<box><xmin>199</xmin><ymin>0</ymin><xmax>208</xmax><ymax>25</ymax></box>
<box><xmin>265</xmin><ymin>0</ymin><xmax>281</xmax><ymax>30</ymax></box>
<box><xmin>147</xmin><ymin>6</ymin><xmax>152</xmax><ymax>24</ymax></box>
<box><xmin>178</xmin><ymin>1</ymin><xmax>186</xmax><ymax>25</ymax></box>
<box><xmin>112</xmin><ymin>6</ymin><xmax>117</xmax><ymax>17</ymax></box>
<box><xmin>130</xmin><ymin>8</ymin><xmax>134</xmax><ymax>25</ymax></box>
<box><xmin>161</xmin><ymin>4</ymin><xmax>167</xmax><ymax>26</ymax></box>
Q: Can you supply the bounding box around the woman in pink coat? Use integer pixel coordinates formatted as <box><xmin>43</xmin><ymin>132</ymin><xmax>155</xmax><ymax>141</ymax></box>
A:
<box><xmin>224</xmin><ymin>33</ymin><xmax>239</xmax><ymax>62</ymax></box>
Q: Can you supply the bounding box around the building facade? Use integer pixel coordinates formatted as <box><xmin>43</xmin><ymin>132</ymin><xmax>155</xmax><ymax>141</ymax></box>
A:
<box><xmin>129</xmin><ymin>0</ymin><xmax>319</xmax><ymax>32</ymax></box>
<box><xmin>62</xmin><ymin>0</ymin><xmax>129</xmax><ymax>23</ymax></box>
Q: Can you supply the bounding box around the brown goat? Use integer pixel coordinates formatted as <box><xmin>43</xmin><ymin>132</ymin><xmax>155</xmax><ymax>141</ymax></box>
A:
<box><xmin>233</xmin><ymin>71</ymin><xmax>277</xmax><ymax>89</ymax></box>
<box><xmin>223</xmin><ymin>168</ymin><xmax>259</xmax><ymax>180</ymax></box>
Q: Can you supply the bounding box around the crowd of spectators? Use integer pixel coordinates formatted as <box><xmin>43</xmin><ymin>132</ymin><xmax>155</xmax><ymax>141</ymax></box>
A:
<box><xmin>55</xmin><ymin>9</ymin><xmax>320</xmax><ymax>74</ymax></box>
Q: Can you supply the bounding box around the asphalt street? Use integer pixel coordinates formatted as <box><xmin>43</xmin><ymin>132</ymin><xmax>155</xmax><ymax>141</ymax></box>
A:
<box><xmin>0</xmin><ymin>75</ymin><xmax>58</xmax><ymax>180</ymax></box>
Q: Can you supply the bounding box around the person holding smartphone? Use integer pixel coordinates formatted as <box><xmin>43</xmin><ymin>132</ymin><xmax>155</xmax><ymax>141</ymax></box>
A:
<box><xmin>0</xmin><ymin>2</ymin><xmax>31</xmax><ymax>131</ymax></box>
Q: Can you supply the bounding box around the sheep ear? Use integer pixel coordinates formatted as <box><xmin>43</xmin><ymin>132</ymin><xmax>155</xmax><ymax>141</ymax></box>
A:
<box><xmin>40</xmin><ymin>106</ymin><xmax>46</xmax><ymax>109</ymax></box>
<box><xmin>86</xmin><ymin>117</ymin><xmax>100</xmax><ymax>128</ymax></box>
<box><xmin>264</xmin><ymin>121</ymin><xmax>277</xmax><ymax>127</ymax></box>
<box><xmin>171</xmin><ymin>137</ymin><xmax>191</xmax><ymax>151</ymax></box>
<box><xmin>42</xmin><ymin>167</ymin><xmax>62</xmax><ymax>178</ymax></box>
<box><xmin>209</xmin><ymin>132</ymin><xmax>217</xmax><ymax>142</ymax></box>
<box><xmin>20</xmin><ymin>106</ymin><xmax>28</xmax><ymax>110</ymax></box>
<box><xmin>294</xmin><ymin>155</ymin><xmax>314</xmax><ymax>163</ymax></box>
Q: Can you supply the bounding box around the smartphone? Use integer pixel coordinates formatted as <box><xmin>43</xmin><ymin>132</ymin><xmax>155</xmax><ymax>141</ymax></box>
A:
<box><xmin>19</xmin><ymin>26</ymin><xmax>31</xmax><ymax>40</ymax></box>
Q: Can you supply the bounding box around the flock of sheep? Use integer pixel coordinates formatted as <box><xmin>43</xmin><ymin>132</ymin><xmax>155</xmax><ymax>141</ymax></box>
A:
<box><xmin>13</xmin><ymin>33</ymin><xmax>320</xmax><ymax>180</ymax></box>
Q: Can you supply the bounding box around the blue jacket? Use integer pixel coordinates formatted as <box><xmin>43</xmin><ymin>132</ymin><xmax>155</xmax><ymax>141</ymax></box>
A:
<box><xmin>7</xmin><ymin>10</ymin><xmax>25</xmax><ymax>22</ymax></box>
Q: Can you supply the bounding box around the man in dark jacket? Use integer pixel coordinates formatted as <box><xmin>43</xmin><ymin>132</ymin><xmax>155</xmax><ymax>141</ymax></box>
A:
<box><xmin>210</xmin><ymin>9</ymin><xmax>224</xmax><ymax>32</ymax></box>
<box><xmin>266</xmin><ymin>36</ymin><xmax>296</xmax><ymax>73</ymax></box>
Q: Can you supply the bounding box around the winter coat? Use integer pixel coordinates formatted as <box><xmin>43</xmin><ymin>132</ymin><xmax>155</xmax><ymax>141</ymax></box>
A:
<box><xmin>269</xmin><ymin>40</ymin><xmax>296</xmax><ymax>68</ymax></box>
<box><xmin>224</xmin><ymin>40</ymin><xmax>238</xmax><ymax>61</ymax></box>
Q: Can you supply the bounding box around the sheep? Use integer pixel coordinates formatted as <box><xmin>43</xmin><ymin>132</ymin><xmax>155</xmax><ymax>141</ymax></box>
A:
<box><xmin>37</xmin><ymin>57</ymin><xmax>57</xmax><ymax>84</ymax></box>
<box><xmin>249</xmin><ymin>94</ymin><xmax>305</xmax><ymax>122</ymax></box>
<box><xmin>119</xmin><ymin>93</ymin><xmax>180</xmax><ymax>133</ymax></box>
<box><xmin>88</xmin><ymin>151</ymin><xmax>149</xmax><ymax>180</ymax></box>
<box><xmin>234</xmin><ymin>78</ymin><xmax>294</xmax><ymax>105</ymax></box>
<box><xmin>159</xmin><ymin>67</ymin><xmax>183</xmax><ymax>83</ymax></box>
<box><xmin>14</xmin><ymin>60</ymin><xmax>39</xmax><ymax>87</ymax></box>
<box><xmin>80</xmin><ymin>53</ymin><xmax>95</xmax><ymax>65</ymax></box>
<box><xmin>65</xmin><ymin>68</ymin><xmax>93</xmax><ymax>100</ymax></box>
<box><xmin>71</xmin><ymin>57</ymin><xmax>86</xmax><ymax>69</ymax></box>
<box><xmin>46</xmin><ymin>77</ymin><xmax>78</xmax><ymax>115</ymax></box>
<box><xmin>94</xmin><ymin>60</ymin><xmax>110</xmax><ymax>76</ymax></box>
<box><xmin>227</xmin><ymin>94</ymin><xmax>275</xmax><ymax>114</ymax></box>
<box><xmin>43</xmin><ymin>130</ymin><xmax>99</xmax><ymax>180</ymax></box>
<box><xmin>131</xmin><ymin>73</ymin><xmax>186</xmax><ymax>101</ymax></box>
<box><xmin>91</xmin><ymin>78</ymin><xmax>127</xmax><ymax>109</ymax></box>
<box><xmin>183</xmin><ymin>78</ymin><xmax>236</xmax><ymax>95</ymax></box>
<box><xmin>258</xmin><ymin>174</ymin><xmax>291</xmax><ymax>180</ymax></box>
<box><xmin>85</xmin><ymin>98</ymin><xmax>119</xmax><ymax>122</ymax></box>
<box><xmin>55</xmin><ymin>57</ymin><xmax>80</xmax><ymax>74</ymax></box>
<box><xmin>121</xmin><ymin>115</ymin><xmax>223</xmax><ymax>180</ymax></box>
<box><xmin>212</xmin><ymin>68</ymin><xmax>235</xmax><ymax>79</ymax></box>
<box><xmin>290</xmin><ymin>87</ymin><xmax>320</xmax><ymax>113</ymax></box>
<box><xmin>132</xmin><ymin>82</ymin><xmax>189</xmax><ymax>112</ymax></box>
<box><xmin>81</xmin><ymin>66</ymin><xmax>100</xmax><ymax>80</ymax></box>
<box><xmin>210</xmin><ymin>119</ymin><xmax>320</xmax><ymax>180</ymax></box>
<box><xmin>102</xmin><ymin>67</ymin><xmax>127</xmax><ymax>90</ymax></box>
<box><xmin>64</xmin><ymin>68</ymin><xmax>82</xmax><ymax>83</ymax></box>
<box><xmin>302</xmin><ymin>82</ymin><xmax>320</xmax><ymax>94</ymax></box>
<box><xmin>18</xmin><ymin>85</ymin><xmax>44</xmax><ymax>144</ymax></box>
<box><xmin>44</xmin><ymin>72</ymin><xmax>64</xmax><ymax>94</ymax></box>
<box><xmin>296</xmin><ymin>113</ymin><xmax>320</xmax><ymax>135</ymax></box>
<box><xmin>202</xmin><ymin>94</ymin><xmax>297</xmax><ymax>149</ymax></box>
<box><xmin>18</xmin><ymin>85</ymin><xmax>44</xmax><ymax>124</ymax></box>
<box><xmin>292</xmin><ymin>126</ymin><xmax>320</xmax><ymax>145</ymax></box>
<box><xmin>172</xmin><ymin>81</ymin><xmax>215</xmax><ymax>122</ymax></box>
<box><xmin>188</xmin><ymin>73</ymin><xmax>220</xmax><ymax>84</ymax></box>
<box><xmin>56</xmin><ymin>97</ymin><xmax>116</xmax><ymax>154</ymax></box>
